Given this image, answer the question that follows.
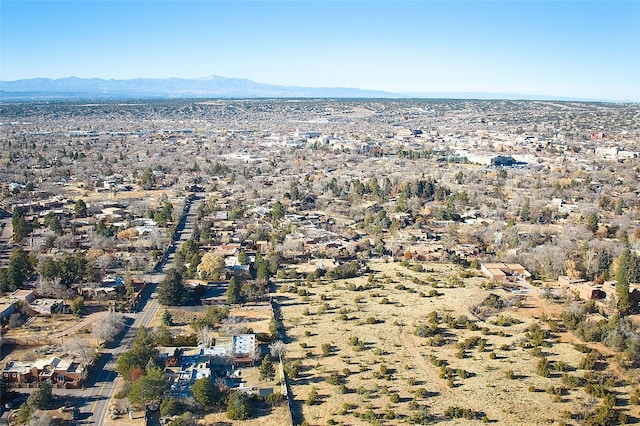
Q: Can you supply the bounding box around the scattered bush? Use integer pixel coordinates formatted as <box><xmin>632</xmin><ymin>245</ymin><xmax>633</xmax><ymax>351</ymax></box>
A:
<box><xmin>321</xmin><ymin>343</ymin><xmax>332</xmax><ymax>357</ymax></box>
<box><xmin>537</xmin><ymin>357</ymin><xmax>551</xmax><ymax>377</ymax></box>
<box><xmin>326</xmin><ymin>372</ymin><xmax>343</xmax><ymax>385</ymax></box>
<box><xmin>445</xmin><ymin>406</ymin><xmax>479</xmax><ymax>420</ymax></box>
<box><xmin>305</xmin><ymin>386</ymin><xmax>319</xmax><ymax>406</ymax></box>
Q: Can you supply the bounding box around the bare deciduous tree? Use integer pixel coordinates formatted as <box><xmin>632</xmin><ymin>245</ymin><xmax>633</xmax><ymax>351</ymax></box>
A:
<box><xmin>197</xmin><ymin>325</ymin><xmax>214</xmax><ymax>348</ymax></box>
<box><xmin>269</xmin><ymin>340</ymin><xmax>286</xmax><ymax>361</ymax></box>
<box><xmin>91</xmin><ymin>310</ymin><xmax>124</xmax><ymax>344</ymax></box>
<box><xmin>63</xmin><ymin>337</ymin><xmax>96</xmax><ymax>365</ymax></box>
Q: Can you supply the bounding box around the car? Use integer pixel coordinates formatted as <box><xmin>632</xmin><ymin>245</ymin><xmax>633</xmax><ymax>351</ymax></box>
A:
<box><xmin>4</xmin><ymin>395</ymin><xmax>27</xmax><ymax>410</ymax></box>
<box><xmin>71</xmin><ymin>407</ymin><xmax>80</xmax><ymax>420</ymax></box>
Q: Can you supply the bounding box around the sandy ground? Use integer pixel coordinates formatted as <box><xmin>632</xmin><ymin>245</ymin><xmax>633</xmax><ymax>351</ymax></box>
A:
<box><xmin>278</xmin><ymin>259</ymin><xmax>638</xmax><ymax>426</ymax></box>
<box><xmin>49</xmin><ymin>311</ymin><xmax>108</xmax><ymax>339</ymax></box>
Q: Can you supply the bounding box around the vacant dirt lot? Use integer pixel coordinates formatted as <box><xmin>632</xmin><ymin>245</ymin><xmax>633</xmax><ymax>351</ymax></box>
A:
<box><xmin>278</xmin><ymin>259</ymin><xmax>637</xmax><ymax>425</ymax></box>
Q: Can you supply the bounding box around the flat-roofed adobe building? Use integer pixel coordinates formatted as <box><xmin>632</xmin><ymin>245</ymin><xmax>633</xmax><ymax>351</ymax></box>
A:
<box><xmin>480</xmin><ymin>263</ymin><xmax>531</xmax><ymax>282</ymax></box>
<box><xmin>232</xmin><ymin>334</ymin><xmax>256</xmax><ymax>366</ymax></box>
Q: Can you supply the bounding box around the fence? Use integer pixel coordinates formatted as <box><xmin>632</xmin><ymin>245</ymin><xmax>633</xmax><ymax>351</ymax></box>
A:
<box><xmin>270</xmin><ymin>298</ymin><xmax>294</xmax><ymax>426</ymax></box>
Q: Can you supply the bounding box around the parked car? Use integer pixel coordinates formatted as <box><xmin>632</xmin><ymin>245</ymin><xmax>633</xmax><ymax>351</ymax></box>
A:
<box><xmin>4</xmin><ymin>394</ymin><xmax>27</xmax><ymax>410</ymax></box>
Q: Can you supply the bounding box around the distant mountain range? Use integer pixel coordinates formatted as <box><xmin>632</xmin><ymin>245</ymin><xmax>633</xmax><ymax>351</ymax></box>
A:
<box><xmin>0</xmin><ymin>76</ymin><xmax>400</xmax><ymax>100</ymax></box>
<box><xmin>0</xmin><ymin>76</ymin><xmax>620</xmax><ymax>102</ymax></box>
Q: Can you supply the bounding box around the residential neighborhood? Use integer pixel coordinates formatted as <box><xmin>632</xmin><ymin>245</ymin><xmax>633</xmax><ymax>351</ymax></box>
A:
<box><xmin>0</xmin><ymin>98</ymin><xmax>639</xmax><ymax>425</ymax></box>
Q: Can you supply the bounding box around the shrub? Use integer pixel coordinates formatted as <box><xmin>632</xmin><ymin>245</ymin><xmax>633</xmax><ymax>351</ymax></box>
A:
<box><xmin>537</xmin><ymin>357</ymin><xmax>551</xmax><ymax>377</ymax></box>
<box><xmin>415</xmin><ymin>323</ymin><xmax>439</xmax><ymax>338</ymax></box>
<box><xmin>383</xmin><ymin>409</ymin><xmax>397</xmax><ymax>419</ymax></box>
<box><xmin>454</xmin><ymin>368</ymin><xmax>467</xmax><ymax>379</ymax></box>
<box><xmin>562</xmin><ymin>373</ymin><xmax>585</xmax><ymax>388</ymax></box>
<box><xmin>579</xmin><ymin>352</ymin><xmax>600</xmax><ymax>370</ymax></box>
<box><xmin>160</xmin><ymin>397</ymin><xmax>180</xmax><ymax>417</ymax></box>
<box><xmin>114</xmin><ymin>383</ymin><xmax>131</xmax><ymax>399</ymax></box>
<box><xmin>326</xmin><ymin>372</ymin><xmax>343</xmax><ymax>385</ymax></box>
<box><xmin>389</xmin><ymin>393</ymin><xmax>400</xmax><ymax>403</ymax></box>
<box><xmin>321</xmin><ymin>343</ymin><xmax>332</xmax><ymax>357</ymax></box>
<box><xmin>266</xmin><ymin>392</ymin><xmax>285</xmax><ymax>406</ymax></box>
<box><xmin>477</xmin><ymin>339</ymin><xmax>486</xmax><ymax>352</ymax></box>
<box><xmin>305</xmin><ymin>386</ymin><xmax>319</xmax><ymax>405</ymax></box>
<box><xmin>409</xmin><ymin>408</ymin><xmax>432</xmax><ymax>425</ymax></box>
<box><xmin>284</xmin><ymin>360</ymin><xmax>302</xmax><ymax>379</ymax></box>
<box><xmin>414</xmin><ymin>387</ymin><xmax>428</xmax><ymax>398</ymax></box>
<box><xmin>445</xmin><ymin>406</ymin><xmax>478</xmax><ymax>420</ymax></box>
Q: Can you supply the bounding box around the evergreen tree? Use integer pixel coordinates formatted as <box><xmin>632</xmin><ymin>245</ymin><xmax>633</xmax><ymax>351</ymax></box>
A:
<box><xmin>192</xmin><ymin>377</ymin><xmax>222</xmax><ymax>409</ymax></box>
<box><xmin>160</xmin><ymin>309</ymin><xmax>173</xmax><ymax>326</ymax></box>
<box><xmin>7</xmin><ymin>248</ymin><xmax>33</xmax><ymax>289</ymax></box>
<box><xmin>226</xmin><ymin>391</ymin><xmax>253</xmax><ymax>420</ymax></box>
<box><xmin>616</xmin><ymin>249</ymin><xmax>637</xmax><ymax>314</ymax></box>
<box><xmin>519</xmin><ymin>198</ymin><xmax>531</xmax><ymax>222</ymax></box>
<box><xmin>585</xmin><ymin>213</ymin><xmax>599</xmax><ymax>233</ymax></box>
<box><xmin>258</xmin><ymin>354</ymin><xmax>276</xmax><ymax>383</ymax></box>
<box><xmin>226</xmin><ymin>276</ymin><xmax>241</xmax><ymax>304</ymax></box>
<box><xmin>74</xmin><ymin>198</ymin><xmax>88</xmax><ymax>217</ymax></box>
<box><xmin>140</xmin><ymin>167</ymin><xmax>155</xmax><ymax>190</ymax></box>
<box><xmin>157</xmin><ymin>268</ymin><xmax>188</xmax><ymax>306</ymax></box>
<box><xmin>128</xmin><ymin>364</ymin><xmax>166</xmax><ymax>406</ymax></box>
<box><xmin>11</xmin><ymin>207</ymin><xmax>31</xmax><ymax>243</ymax></box>
<box><xmin>117</xmin><ymin>328</ymin><xmax>158</xmax><ymax>380</ymax></box>
<box><xmin>27</xmin><ymin>381</ymin><xmax>52</xmax><ymax>409</ymax></box>
<box><xmin>160</xmin><ymin>397</ymin><xmax>179</xmax><ymax>417</ymax></box>
<box><xmin>271</xmin><ymin>201</ymin><xmax>285</xmax><ymax>222</ymax></box>
<box><xmin>70</xmin><ymin>296</ymin><xmax>85</xmax><ymax>317</ymax></box>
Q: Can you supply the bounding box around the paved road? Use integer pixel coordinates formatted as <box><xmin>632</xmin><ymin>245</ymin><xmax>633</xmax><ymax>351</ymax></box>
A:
<box><xmin>81</xmin><ymin>195</ymin><xmax>201</xmax><ymax>425</ymax></box>
<box><xmin>0</xmin><ymin>218</ymin><xmax>13</xmax><ymax>265</ymax></box>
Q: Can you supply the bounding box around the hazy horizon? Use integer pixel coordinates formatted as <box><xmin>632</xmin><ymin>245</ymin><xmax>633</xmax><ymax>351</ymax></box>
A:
<box><xmin>1</xmin><ymin>1</ymin><xmax>639</xmax><ymax>102</ymax></box>
<box><xmin>2</xmin><ymin>75</ymin><xmax>634</xmax><ymax>103</ymax></box>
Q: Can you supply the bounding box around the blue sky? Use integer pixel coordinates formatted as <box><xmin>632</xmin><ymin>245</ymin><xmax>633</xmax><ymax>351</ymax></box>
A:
<box><xmin>1</xmin><ymin>1</ymin><xmax>639</xmax><ymax>100</ymax></box>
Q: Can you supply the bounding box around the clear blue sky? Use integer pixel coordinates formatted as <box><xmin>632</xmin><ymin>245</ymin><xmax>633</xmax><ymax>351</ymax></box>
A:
<box><xmin>1</xmin><ymin>0</ymin><xmax>639</xmax><ymax>100</ymax></box>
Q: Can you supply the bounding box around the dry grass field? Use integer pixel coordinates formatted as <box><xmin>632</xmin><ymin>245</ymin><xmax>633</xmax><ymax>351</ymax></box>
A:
<box><xmin>277</xmin><ymin>259</ymin><xmax>638</xmax><ymax>425</ymax></box>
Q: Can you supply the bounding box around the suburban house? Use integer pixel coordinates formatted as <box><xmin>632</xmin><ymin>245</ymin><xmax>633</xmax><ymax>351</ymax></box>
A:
<box><xmin>0</xmin><ymin>299</ymin><xmax>15</xmax><ymax>320</ymax></box>
<box><xmin>9</xmin><ymin>289</ymin><xmax>36</xmax><ymax>304</ymax></box>
<box><xmin>232</xmin><ymin>334</ymin><xmax>256</xmax><ymax>366</ymax></box>
<box><xmin>2</xmin><ymin>356</ymin><xmax>87</xmax><ymax>389</ymax></box>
